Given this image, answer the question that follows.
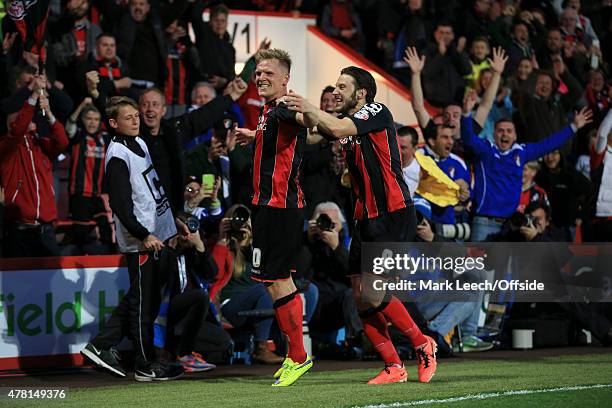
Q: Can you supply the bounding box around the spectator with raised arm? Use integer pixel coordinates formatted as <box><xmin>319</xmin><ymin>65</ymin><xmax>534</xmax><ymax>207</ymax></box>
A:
<box><xmin>0</xmin><ymin>76</ymin><xmax>69</xmax><ymax>257</ymax></box>
<box><xmin>516</xmin><ymin>56</ymin><xmax>584</xmax><ymax>155</ymax></box>
<box><xmin>405</xmin><ymin>46</ymin><xmax>507</xmax><ymax>152</ymax></box>
<box><xmin>190</xmin><ymin>2</ymin><xmax>236</xmax><ymax>90</ymax></box>
<box><xmin>461</xmin><ymin>103</ymin><xmax>593</xmax><ymax>241</ymax></box>
<box><xmin>420</xmin><ymin>21</ymin><xmax>471</xmax><ymax>108</ymax></box>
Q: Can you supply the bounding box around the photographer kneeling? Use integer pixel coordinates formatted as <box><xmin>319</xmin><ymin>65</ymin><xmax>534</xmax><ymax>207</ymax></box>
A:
<box><xmin>209</xmin><ymin>205</ymin><xmax>285</xmax><ymax>364</ymax></box>
<box><xmin>295</xmin><ymin>202</ymin><xmax>363</xmax><ymax>349</ymax></box>
<box><xmin>156</xmin><ymin>214</ymin><xmax>229</xmax><ymax>372</ymax></box>
<box><xmin>412</xmin><ymin>198</ymin><xmax>493</xmax><ymax>354</ymax></box>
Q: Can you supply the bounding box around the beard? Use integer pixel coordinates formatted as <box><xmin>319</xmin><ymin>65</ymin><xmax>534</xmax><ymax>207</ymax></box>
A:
<box><xmin>337</xmin><ymin>91</ymin><xmax>359</xmax><ymax>114</ymax></box>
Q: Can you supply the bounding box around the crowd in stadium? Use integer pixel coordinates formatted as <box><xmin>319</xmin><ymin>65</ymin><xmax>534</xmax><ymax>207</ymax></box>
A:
<box><xmin>0</xmin><ymin>0</ymin><xmax>611</xmax><ymax>378</ymax></box>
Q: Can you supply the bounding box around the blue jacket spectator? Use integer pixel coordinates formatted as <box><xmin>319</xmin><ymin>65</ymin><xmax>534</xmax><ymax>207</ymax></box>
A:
<box><xmin>461</xmin><ymin>107</ymin><xmax>593</xmax><ymax>241</ymax></box>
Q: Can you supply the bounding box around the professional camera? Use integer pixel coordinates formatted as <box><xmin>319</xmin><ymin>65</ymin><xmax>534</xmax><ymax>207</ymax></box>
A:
<box><xmin>509</xmin><ymin>212</ymin><xmax>535</xmax><ymax>230</ymax></box>
<box><xmin>316</xmin><ymin>213</ymin><xmax>335</xmax><ymax>231</ymax></box>
<box><xmin>229</xmin><ymin>205</ymin><xmax>250</xmax><ymax>232</ymax></box>
<box><xmin>435</xmin><ymin>222</ymin><xmax>471</xmax><ymax>241</ymax></box>
<box><xmin>185</xmin><ymin>216</ymin><xmax>201</xmax><ymax>233</ymax></box>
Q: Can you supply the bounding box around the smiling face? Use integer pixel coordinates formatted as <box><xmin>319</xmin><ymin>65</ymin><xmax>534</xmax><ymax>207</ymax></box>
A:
<box><xmin>544</xmin><ymin>150</ymin><xmax>561</xmax><ymax>170</ymax></box>
<box><xmin>110</xmin><ymin>105</ymin><xmax>140</xmax><ymax>136</ymax></box>
<box><xmin>255</xmin><ymin>58</ymin><xmax>289</xmax><ymax>102</ymax></box>
<box><xmin>82</xmin><ymin>110</ymin><xmax>101</xmax><ymax>134</ymax></box>
<box><xmin>139</xmin><ymin>90</ymin><xmax>166</xmax><ymax>131</ymax></box>
<box><xmin>333</xmin><ymin>74</ymin><xmax>361</xmax><ymax>115</ymax></box>
<box><xmin>443</xmin><ymin>105</ymin><xmax>461</xmax><ymax>137</ymax></box>
<box><xmin>494</xmin><ymin>120</ymin><xmax>517</xmax><ymax>152</ymax></box>
<box><xmin>320</xmin><ymin>91</ymin><xmax>336</xmax><ymax>112</ymax></box>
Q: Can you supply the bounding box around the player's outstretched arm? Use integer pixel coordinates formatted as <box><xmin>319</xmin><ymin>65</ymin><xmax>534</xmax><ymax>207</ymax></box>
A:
<box><xmin>285</xmin><ymin>92</ymin><xmax>357</xmax><ymax>138</ymax></box>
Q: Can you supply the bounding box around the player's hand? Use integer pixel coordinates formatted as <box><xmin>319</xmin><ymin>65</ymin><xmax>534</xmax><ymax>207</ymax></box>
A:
<box><xmin>572</xmin><ymin>107</ymin><xmax>593</xmax><ymax>130</ymax></box>
<box><xmin>235</xmin><ymin>127</ymin><xmax>256</xmax><ymax>146</ymax></box>
<box><xmin>143</xmin><ymin>234</ymin><xmax>164</xmax><ymax>251</ymax></box>
<box><xmin>0</xmin><ymin>186</ymin><xmax>5</xmax><ymax>205</ymax></box>
<box><xmin>284</xmin><ymin>90</ymin><xmax>315</xmax><ymax>114</ymax></box>
<box><xmin>403</xmin><ymin>47</ymin><xmax>425</xmax><ymax>74</ymax></box>
<box><xmin>488</xmin><ymin>47</ymin><xmax>508</xmax><ymax>74</ymax></box>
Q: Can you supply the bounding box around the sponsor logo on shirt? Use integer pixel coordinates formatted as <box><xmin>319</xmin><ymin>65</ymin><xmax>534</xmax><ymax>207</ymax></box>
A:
<box><xmin>353</xmin><ymin>103</ymin><xmax>383</xmax><ymax>121</ymax></box>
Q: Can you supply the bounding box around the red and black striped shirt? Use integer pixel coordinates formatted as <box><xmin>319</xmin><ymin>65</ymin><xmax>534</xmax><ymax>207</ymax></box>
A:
<box><xmin>340</xmin><ymin>102</ymin><xmax>411</xmax><ymax>220</ymax></box>
<box><xmin>69</xmin><ymin>130</ymin><xmax>108</xmax><ymax>197</ymax></box>
<box><xmin>165</xmin><ymin>41</ymin><xmax>187</xmax><ymax>105</ymax></box>
<box><xmin>252</xmin><ymin>100</ymin><xmax>306</xmax><ymax>208</ymax></box>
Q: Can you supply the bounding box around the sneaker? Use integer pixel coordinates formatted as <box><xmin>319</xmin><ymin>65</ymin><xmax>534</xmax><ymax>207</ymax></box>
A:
<box><xmin>461</xmin><ymin>335</ymin><xmax>494</xmax><ymax>352</ymax></box>
<box><xmin>367</xmin><ymin>363</ymin><xmax>407</xmax><ymax>384</ymax></box>
<box><xmin>415</xmin><ymin>335</ymin><xmax>437</xmax><ymax>383</ymax></box>
<box><xmin>178</xmin><ymin>352</ymin><xmax>216</xmax><ymax>373</ymax></box>
<box><xmin>81</xmin><ymin>343</ymin><xmax>126</xmax><ymax>377</ymax></box>
<box><xmin>271</xmin><ymin>355</ymin><xmax>313</xmax><ymax>387</ymax></box>
<box><xmin>273</xmin><ymin>357</ymin><xmax>290</xmax><ymax>379</ymax></box>
<box><xmin>135</xmin><ymin>360</ymin><xmax>184</xmax><ymax>382</ymax></box>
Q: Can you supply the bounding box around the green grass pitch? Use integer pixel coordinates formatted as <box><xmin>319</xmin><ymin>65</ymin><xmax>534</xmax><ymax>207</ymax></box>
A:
<box><xmin>14</xmin><ymin>353</ymin><xmax>612</xmax><ymax>407</ymax></box>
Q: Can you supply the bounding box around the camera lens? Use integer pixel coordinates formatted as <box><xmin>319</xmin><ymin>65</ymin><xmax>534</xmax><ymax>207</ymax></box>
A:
<box><xmin>316</xmin><ymin>213</ymin><xmax>334</xmax><ymax>231</ymax></box>
<box><xmin>230</xmin><ymin>206</ymin><xmax>250</xmax><ymax>231</ymax></box>
<box><xmin>186</xmin><ymin>217</ymin><xmax>200</xmax><ymax>233</ymax></box>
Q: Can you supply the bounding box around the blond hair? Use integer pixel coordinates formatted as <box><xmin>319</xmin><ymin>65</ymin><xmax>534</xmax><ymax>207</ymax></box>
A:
<box><xmin>106</xmin><ymin>96</ymin><xmax>138</xmax><ymax>120</ymax></box>
<box><xmin>255</xmin><ymin>48</ymin><xmax>292</xmax><ymax>73</ymax></box>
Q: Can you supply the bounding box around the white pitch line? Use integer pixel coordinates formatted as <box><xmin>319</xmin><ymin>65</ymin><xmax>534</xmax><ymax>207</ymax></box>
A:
<box><xmin>352</xmin><ymin>384</ymin><xmax>612</xmax><ymax>408</ymax></box>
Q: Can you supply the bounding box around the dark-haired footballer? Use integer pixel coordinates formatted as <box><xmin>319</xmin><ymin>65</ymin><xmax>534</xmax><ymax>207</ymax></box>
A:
<box><xmin>285</xmin><ymin>66</ymin><xmax>438</xmax><ymax>385</ymax></box>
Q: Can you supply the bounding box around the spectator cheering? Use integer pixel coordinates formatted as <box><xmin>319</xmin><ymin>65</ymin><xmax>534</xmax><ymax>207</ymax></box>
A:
<box><xmin>0</xmin><ymin>76</ymin><xmax>68</xmax><ymax>257</ymax></box>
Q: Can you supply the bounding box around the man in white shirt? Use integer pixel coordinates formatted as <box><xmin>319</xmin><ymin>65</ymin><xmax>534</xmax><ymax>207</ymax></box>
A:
<box><xmin>398</xmin><ymin>126</ymin><xmax>420</xmax><ymax>197</ymax></box>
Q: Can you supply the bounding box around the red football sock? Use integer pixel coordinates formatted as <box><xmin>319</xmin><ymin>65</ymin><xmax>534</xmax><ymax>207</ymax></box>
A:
<box><xmin>381</xmin><ymin>296</ymin><xmax>427</xmax><ymax>347</ymax></box>
<box><xmin>274</xmin><ymin>294</ymin><xmax>307</xmax><ymax>363</ymax></box>
<box><xmin>362</xmin><ymin>311</ymin><xmax>401</xmax><ymax>365</ymax></box>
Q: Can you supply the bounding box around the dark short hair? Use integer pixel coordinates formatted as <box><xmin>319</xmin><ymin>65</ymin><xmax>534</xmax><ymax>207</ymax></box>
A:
<box><xmin>321</xmin><ymin>85</ymin><xmax>335</xmax><ymax>95</ymax></box>
<box><xmin>340</xmin><ymin>66</ymin><xmax>377</xmax><ymax>103</ymax></box>
<box><xmin>397</xmin><ymin>126</ymin><xmax>418</xmax><ymax>147</ymax></box>
<box><xmin>96</xmin><ymin>32</ymin><xmax>115</xmax><ymax>43</ymax></box>
<box><xmin>525</xmin><ymin>201</ymin><xmax>551</xmax><ymax>217</ymax></box>
<box><xmin>471</xmin><ymin>36</ymin><xmax>490</xmax><ymax>47</ymax></box>
<box><xmin>494</xmin><ymin>117</ymin><xmax>515</xmax><ymax>128</ymax></box>
<box><xmin>211</xmin><ymin>3</ymin><xmax>229</xmax><ymax>18</ymax></box>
